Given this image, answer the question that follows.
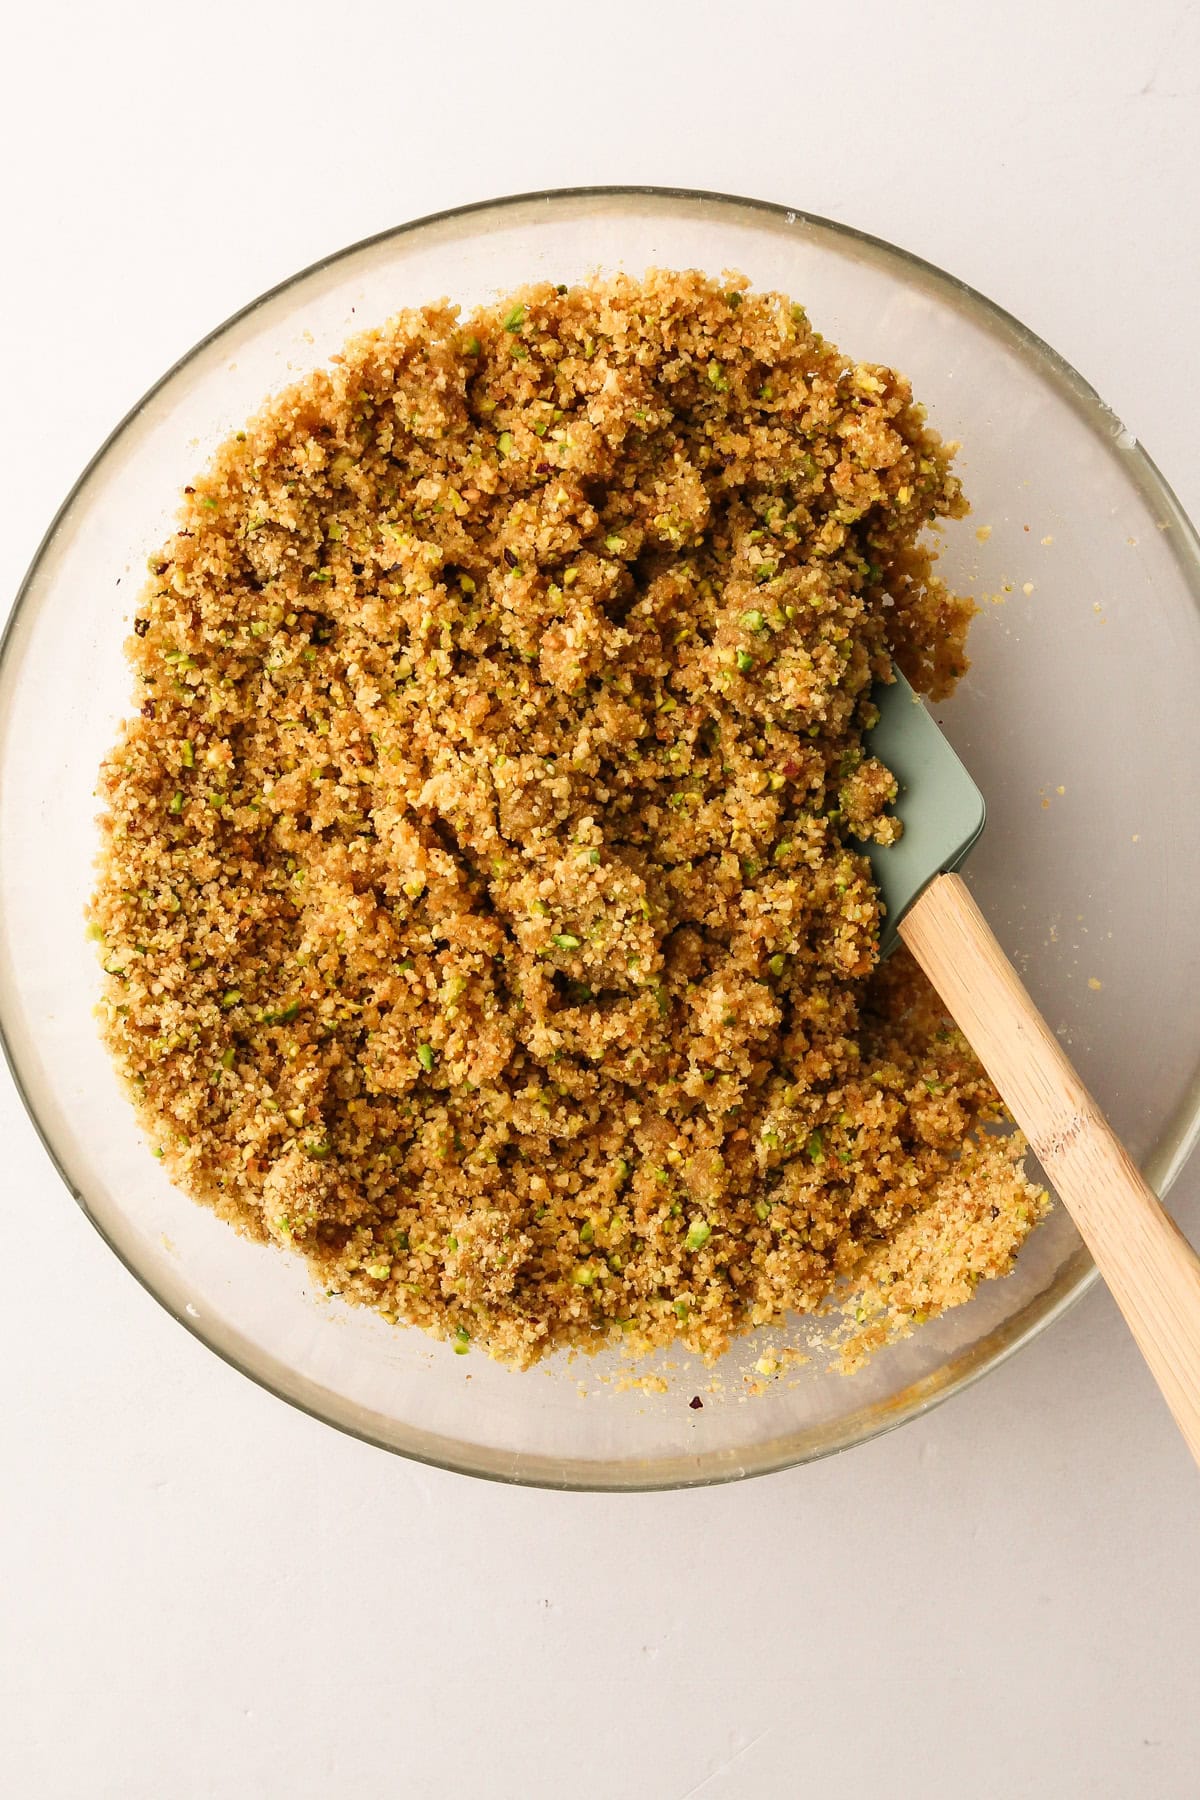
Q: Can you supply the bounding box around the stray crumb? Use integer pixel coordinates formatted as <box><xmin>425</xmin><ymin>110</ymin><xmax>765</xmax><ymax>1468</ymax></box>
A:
<box><xmin>1040</xmin><ymin>534</ymin><xmax>1054</xmax><ymax>546</ymax></box>
<box><xmin>1022</xmin><ymin>582</ymin><xmax>1034</xmax><ymax>596</ymax></box>
<box><xmin>1088</xmin><ymin>977</ymin><xmax>1103</xmax><ymax>991</ymax></box>
<box><xmin>975</xmin><ymin>524</ymin><xmax>992</xmax><ymax>542</ymax></box>
<box><xmin>612</xmin><ymin>1372</ymin><xmax>671</xmax><ymax>1396</ymax></box>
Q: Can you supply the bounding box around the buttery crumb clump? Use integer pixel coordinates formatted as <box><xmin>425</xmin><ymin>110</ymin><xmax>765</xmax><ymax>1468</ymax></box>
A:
<box><xmin>90</xmin><ymin>272</ymin><xmax>1048</xmax><ymax>1367</ymax></box>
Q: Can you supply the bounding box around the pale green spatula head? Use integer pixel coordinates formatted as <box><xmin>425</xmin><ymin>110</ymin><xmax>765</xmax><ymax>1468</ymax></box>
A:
<box><xmin>859</xmin><ymin>669</ymin><xmax>987</xmax><ymax>957</ymax></box>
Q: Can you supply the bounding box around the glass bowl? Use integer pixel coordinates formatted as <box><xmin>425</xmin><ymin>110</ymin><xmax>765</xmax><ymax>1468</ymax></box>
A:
<box><xmin>3</xmin><ymin>187</ymin><xmax>1199</xmax><ymax>1490</ymax></box>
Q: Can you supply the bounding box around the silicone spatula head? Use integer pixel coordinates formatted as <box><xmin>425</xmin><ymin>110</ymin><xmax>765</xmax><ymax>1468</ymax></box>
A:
<box><xmin>859</xmin><ymin>669</ymin><xmax>987</xmax><ymax>957</ymax></box>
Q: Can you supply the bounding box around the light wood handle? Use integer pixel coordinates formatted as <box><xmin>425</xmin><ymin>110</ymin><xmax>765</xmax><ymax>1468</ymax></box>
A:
<box><xmin>901</xmin><ymin>872</ymin><xmax>1200</xmax><ymax>1467</ymax></box>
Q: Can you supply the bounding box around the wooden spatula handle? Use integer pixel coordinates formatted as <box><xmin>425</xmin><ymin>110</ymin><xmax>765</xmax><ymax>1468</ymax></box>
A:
<box><xmin>901</xmin><ymin>872</ymin><xmax>1200</xmax><ymax>1468</ymax></box>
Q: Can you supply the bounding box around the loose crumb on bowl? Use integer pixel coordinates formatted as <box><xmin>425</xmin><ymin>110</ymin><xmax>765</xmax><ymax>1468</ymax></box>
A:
<box><xmin>89</xmin><ymin>271</ymin><xmax>1048</xmax><ymax>1369</ymax></box>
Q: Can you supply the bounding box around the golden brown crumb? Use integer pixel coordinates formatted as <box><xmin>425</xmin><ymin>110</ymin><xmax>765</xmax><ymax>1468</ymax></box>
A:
<box><xmin>89</xmin><ymin>271</ymin><xmax>1046</xmax><ymax>1368</ymax></box>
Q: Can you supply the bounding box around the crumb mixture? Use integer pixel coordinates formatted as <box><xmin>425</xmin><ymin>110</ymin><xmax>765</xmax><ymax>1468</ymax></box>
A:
<box><xmin>90</xmin><ymin>272</ymin><xmax>1048</xmax><ymax>1367</ymax></box>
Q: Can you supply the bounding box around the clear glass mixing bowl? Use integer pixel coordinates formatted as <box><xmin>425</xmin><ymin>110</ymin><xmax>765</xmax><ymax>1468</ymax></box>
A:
<box><xmin>3</xmin><ymin>188</ymin><xmax>1199</xmax><ymax>1489</ymax></box>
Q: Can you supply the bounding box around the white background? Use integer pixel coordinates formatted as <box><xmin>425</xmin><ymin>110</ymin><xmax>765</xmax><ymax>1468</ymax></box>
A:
<box><xmin>3</xmin><ymin>3</ymin><xmax>1199</xmax><ymax>1795</ymax></box>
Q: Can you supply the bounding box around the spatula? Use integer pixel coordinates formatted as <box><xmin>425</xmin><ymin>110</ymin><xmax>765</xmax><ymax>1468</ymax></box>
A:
<box><xmin>864</xmin><ymin>670</ymin><xmax>1200</xmax><ymax>1467</ymax></box>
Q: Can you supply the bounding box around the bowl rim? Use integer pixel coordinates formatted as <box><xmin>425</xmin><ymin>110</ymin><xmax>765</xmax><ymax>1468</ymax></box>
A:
<box><xmin>4</xmin><ymin>183</ymin><xmax>1200</xmax><ymax>1491</ymax></box>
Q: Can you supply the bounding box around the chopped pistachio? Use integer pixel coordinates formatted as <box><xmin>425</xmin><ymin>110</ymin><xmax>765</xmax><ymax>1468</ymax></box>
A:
<box><xmin>261</xmin><ymin>1000</ymin><xmax>300</xmax><ymax>1025</ymax></box>
<box><xmin>416</xmin><ymin>1043</ymin><xmax>436</xmax><ymax>1073</ymax></box>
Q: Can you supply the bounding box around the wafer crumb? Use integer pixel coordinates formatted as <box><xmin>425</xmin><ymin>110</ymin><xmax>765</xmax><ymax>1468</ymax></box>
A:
<box><xmin>90</xmin><ymin>272</ymin><xmax>1047</xmax><ymax>1369</ymax></box>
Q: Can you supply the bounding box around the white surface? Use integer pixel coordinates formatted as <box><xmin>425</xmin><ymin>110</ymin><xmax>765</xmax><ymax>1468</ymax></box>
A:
<box><xmin>2</xmin><ymin>2</ymin><xmax>1198</xmax><ymax>1794</ymax></box>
